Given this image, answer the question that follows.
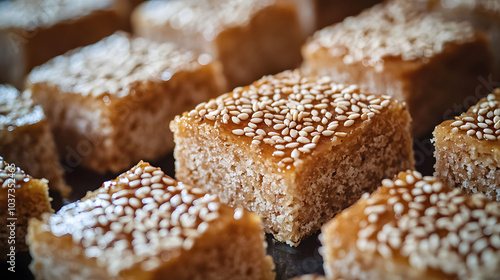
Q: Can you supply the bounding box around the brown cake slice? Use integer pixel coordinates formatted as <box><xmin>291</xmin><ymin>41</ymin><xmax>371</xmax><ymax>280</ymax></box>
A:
<box><xmin>0</xmin><ymin>156</ymin><xmax>53</xmax><ymax>257</ymax></box>
<box><xmin>27</xmin><ymin>32</ymin><xmax>226</xmax><ymax>173</ymax></box>
<box><xmin>433</xmin><ymin>88</ymin><xmax>500</xmax><ymax>201</ymax></box>
<box><xmin>302</xmin><ymin>1</ymin><xmax>493</xmax><ymax>136</ymax></box>
<box><xmin>132</xmin><ymin>0</ymin><xmax>314</xmax><ymax>88</ymax></box>
<box><xmin>28</xmin><ymin>161</ymin><xmax>274</xmax><ymax>280</ymax></box>
<box><xmin>171</xmin><ymin>70</ymin><xmax>415</xmax><ymax>246</ymax></box>
<box><xmin>416</xmin><ymin>0</ymin><xmax>500</xmax><ymax>80</ymax></box>
<box><xmin>0</xmin><ymin>84</ymin><xmax>69</xmax><ymax>196</ymax></box>
<box><xmin>0</xmin><ymin>0</ymin><xmax>129</xmax><ymax>88</ymax></box>
<box><xmin>321</xmin><ymin>170</ymin><xmax>500</xmax><ymax>279</ymax></box>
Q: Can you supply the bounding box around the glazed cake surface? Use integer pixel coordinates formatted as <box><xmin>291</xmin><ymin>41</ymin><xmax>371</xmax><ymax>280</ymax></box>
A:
<box><xmin>28</xmin><ymin>161</ymin><xmax>274</xmax><ymax>280</ymax></box>
<box><xmin>0</xmin><ymin>0</ymin><xmax>129</xmax><ymax>88</ymax></box>
<box><xmin>0</xmin><ymin>156</ymin><xmax>53</xmax><ymax>256</ymax></box>
<box><xmin>303</xmin><ymin>1</ymin><xmax>492</xmax><ymax>136</ymax></box>
<box><xmin>28</xmin><ymin>32</ymin><xmax>226</xmax><ymax>173</ymax></box>
<box><xmin>171</xmin><ymin>70</ymin><xmax>414</xmax><ymax>245</ymax></box>
<box><xmin>434</xmin><ymin>88</ymin><xmax>500</xmax><ymax>200</ymax></box>
<box><xmin>133</xmin><ymin>0</ymin><xmax>314</xmax><ymax>88</ymax></box>
<box><xmin>321</xmin><ymin>170</ymin><xmax>500</xmax><ymax>280</ymax></box>
<box><xmin>0</xmin><ymin>84</ymin><xmax>69</xmax><ymax>196</ymax></box>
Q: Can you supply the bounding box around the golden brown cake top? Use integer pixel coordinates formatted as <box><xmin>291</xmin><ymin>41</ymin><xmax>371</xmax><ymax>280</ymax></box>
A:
<box><xmin>0</xmin><ymin>85</ymin><xmax>44</xmax><ymax>131</ymax></box>
<box><xmin>43</xmin><ymin>161</ymin><xmax>235</xmax><ymax>275</ymax></box>
<box><xmin>136</xmin><ymin>0</ymin><xmax>276</xmax><ymax>39</ymax></box>
<box><xmin>0</xmin><ymin>156</ymin><xmax>30</xmax><ymax>189</ymax></box>
<box><xmin>306</xmin><ymin>2</ymin><xmax>475</xmax><ymax>69</ymax></box>
<box><xmin>28</xmin><ymin>32</ymin><xmax>208</xmax><ymax>98</ymax></box>
<box><xmin>179</xmin><ymin>70</ymin><xmax>397</xmax><ymax>171</ymax></box>
<box><xmin>0</xmin><ymin>0</ymin><xmax>116</xmax><ymax>29</ymax></box>
<box><xmin>449</xmin><ymin>88</ymin><xmax>500</xmax><ymax>141</ymax></box>
<box><xmin>341</xmin><ymin>170</ymin><xmax>500</xmax><ymax>278</ymax></box>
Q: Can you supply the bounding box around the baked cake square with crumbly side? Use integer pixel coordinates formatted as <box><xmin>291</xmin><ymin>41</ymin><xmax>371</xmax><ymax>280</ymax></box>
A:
<box><xmin>302</xmin><ymin>1</ymin><xmax>493</xmax><ymax>136</ymax></box>
<box><xmin>321</xmin><ymin>170</ymin><xmax>500</xmax><ymax>280</ymax></box>
<box><xmin>28</xmin><ymin>161</ymin><xmax>274</xmax><ymax>280</ymax></box>
<box><xmin>27</xmin><ymin>32</ymin><xmax>226</xmax><ymax>173</ymax></box>
<box><xmin>171</xmin><ymin>70</ymin><xmax>415</xmax><ymax>246</ymax></box>
<box><xmin>132</xmin><ymin>0</ymin><xmax>314</xmax><ymax>88</ymax></box>
<box><xmin>0</xmin><ymin>156</ymin><xmax>53</xmax><ymax>257</ymax></box>
<box><xmin>0</xmin><ymin>0</ymin><xmax>130</xmax><ymax>88</ymax></box>
<box><xmin>0</xmin><ymin>84</ymin><xmax>69</xmax><ymax>197</ymax></box>
<box><xmin>433</xmin><ymin>88</ymin><xmax>500</xmax><ymax>201</ymax></box>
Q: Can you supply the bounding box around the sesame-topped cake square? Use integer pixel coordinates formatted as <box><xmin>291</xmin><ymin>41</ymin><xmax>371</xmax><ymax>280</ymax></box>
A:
<box><xmin>415</xmin><ymin>0</ymin><xmax>500</xmax><ymax>79</ymax></box>
<box><xmin>27</xmin><ymin>32</ymin><xmax>226</xmax><ymax>173</ymax></box>
<box><xmin>0</xmin><ymin>156</ymin><xmax>53</xmax><ymax>256</ymax></box>
<box><xmin>434</xmin><ymin>88</ymin><xmax>500</xmax><ymax>201</ymax></box>
<box><xmin>0</xmin><ymin>84</ymin><xmax>69</xmax><ymax>196</ymax></box>
<box><xmin>132</xmin><ymin>0</ymin><xmax>314</xmax><ymax>88</ymax></box>
<box><xmin>171</xmin><ymin>70</ymin><xmax>415</xmax><ymax>246</ymax></box>
<box><xmin>0</xmin><ymin>0</ymin><xmax>129</xmax><ymax>88</ymax></box>
<box><xmin>27</xmin><ymin>161</ymin><xmax>274</xmax><ymax>280</ymax></box>
<box><xmin>302</xmin><ymin>1</ymin><xmax>493</xmax><ymax>136</ymax></box>
<box><xmin>320</xmin><ymin>170</ymin><xmax>500</xmax><ymax>279</ymax></box>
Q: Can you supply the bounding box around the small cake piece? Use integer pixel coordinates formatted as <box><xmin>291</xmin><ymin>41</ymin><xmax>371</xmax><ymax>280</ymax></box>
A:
<box><xmin>132</xmin><ymin>0</ymin><xmax>314</xmax><ymax>88</ymax></box>
<box><xmin>416</xmin><ymin>0</ymin><xmax>500</xmax><ymax>79</ymax></box>
<box><xmin>0</xmin><ymin>0</ymin><xmax>129</xmax><ymax>88</ymax></box>
<box><xmin>0</xmin><ymin>84</ymin><xmax>69</xmax><ymax>197</ymax></box>
<box><xmin>0</xmin><ymin>156</ymin><xmax>53</xmax><ymax>257</ymax></box>
<box><xmin>433</xmin><ymin>88</ymin><xmax>500</xmax><ymax>201</ymax></box>
<box><xmin>314</xmin><ymin>0</ymin><xmax>383</xmax><ymax>29</ymax></box>
<box><xmin>321</xmin><ymin>170</ymin><xmax>500</xmax><ymax>280</ymax></box>
<box><xmin>302</xmin><ymin>1</ymin><xmax>493</xmax><ymax>136</ymax></box>
<box><xmin>28</xmin><ymin>32</ymin><xmax>226</xmax><ymax>173</ymax></box>
<box><xmin>28</xmin><ymin>161</ymin><xmax>274</xmax><ymax>280</ymax></box>
<box><xmin>171</xmin><ymin>70</ymin><xmax>415</xmax><ymax>246</ymax></box>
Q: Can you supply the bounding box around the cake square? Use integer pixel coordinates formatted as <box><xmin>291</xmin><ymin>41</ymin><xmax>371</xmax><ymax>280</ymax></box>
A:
<box><xmin>132</xmin><ymin>0</ymin><xmax>314</xmax><ymax>88</ymax></box>
<box><xmin>171</xmin><ymin>70</ymin><xmax>415</xmax><ymax>246</ymax></box>
<box><xmin>320</xmin><ymin>170</ymin><xmax>500</xmax><ymax>279</ymax></box>
<box><xmin>0</xmin><ymin>156</ymin><xmax>53</xmax><ymax>257</ymax></box>
<box><xmin>416</xmin><ymin>0</ymin><xmax>500</xmax><ymax>80</ymax></box>
<box><xmin>0</xmin><ymin>0</ymin><xmax>130</xmax><ymax>88</ymax></box>
<box><xmin>0</xmin><ymin>84</ymin><xmax>69</xmax><ymax>196</ymax></box>
<box><xmin>27</xmin><ymin>161</ymin><xmax>274</xmax><ymax>280</ymax></box>
<box><xmin>302</xmin><ymin>1</ymin><xmax>493</xmax><ymax>136</ymax></box>
<box><xmin>433</xmin><ymin>88</ymin><xmax>500</xmax><ymax>201</ymax></box>
<box><xmin>27</xmin><ymin>32</ymin><xmax>226</xmax><ymax>173</ymax></box>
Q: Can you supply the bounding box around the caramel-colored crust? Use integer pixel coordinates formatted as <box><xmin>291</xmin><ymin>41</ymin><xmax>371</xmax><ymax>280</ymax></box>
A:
<box><xmin>0</xmin><ymin>85</ymin><xmax>70</xmax><ymax>196</ymax></box>
<box><xmin>174</xmin><ymin>70</ymin><xmax>397</xmax><ymax>173</ymax></box>
<box><xmin>0</xmin><ymin>0</ymin><xmax>130</xmax><ymax>87</ymax></box>
<box><xmin>0</xmin><ymin>156</ymin><xmax>53</xmax><ymax>256</ymax></box>
<box><xmin>314</xmin><ymin>0</ymin><xmax>383</xmax><ymax>29</ymax></box>
<box><xmin>303</xmin><ymin>1</ymin><xmax>492</xmax><ymax>136</ymax></box>
<box><xmin>28</xmin><ymin>161</ymin><xmax>273</xmax><ymax>279</ymax></box>
<box><xmin>321</xmin><ymin>171</ymin><xmax>500</xmax><ymax>279</ymax></box>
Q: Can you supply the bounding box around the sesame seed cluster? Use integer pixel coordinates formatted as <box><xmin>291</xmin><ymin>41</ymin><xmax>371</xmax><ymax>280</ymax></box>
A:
<box><xmin>450</xmin><ymin>90</ymin><xmax>500</xmax><ymax>141</ymax></box>
<box><xmin>0</xmin><ymin>156</ymin><xmax>29</xmax><ymax>188</ymax></box>
<box><xmin>0</xmin><ymin>0</ymin><xmax>113</xmax><ymax>28</ymax></box>
<box><xmin>28</xmin><ymin>32</ymin><xmax>202</xmax><ymax>98</ymax></box>
<box><xmin>0</xmin><ymin>85</ymin><xmax>44</xmax><ymax>130</ymax></box>
<box><xmin>186</xmin><ymin>71</ymin><xmax>393</xmax><ymax>169</ymax></box>
<box><xmin>307</xmin><ymin>2</ymin><xmax>475</xmax><ymax>70</ymax></box>
<box><xmin>357</xmin><ymin>171</ymin><xmax>500</xmax><ymax>277</ymax></box>
<box><xmin>46</xmin><ymin>163</ymin><xmax>223</xmax><ymax>275</ymax></box>
<box><xmin>138</xmin><ymin>0</ymin><xmax>272</xmax><ymax>40</ymax></box>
